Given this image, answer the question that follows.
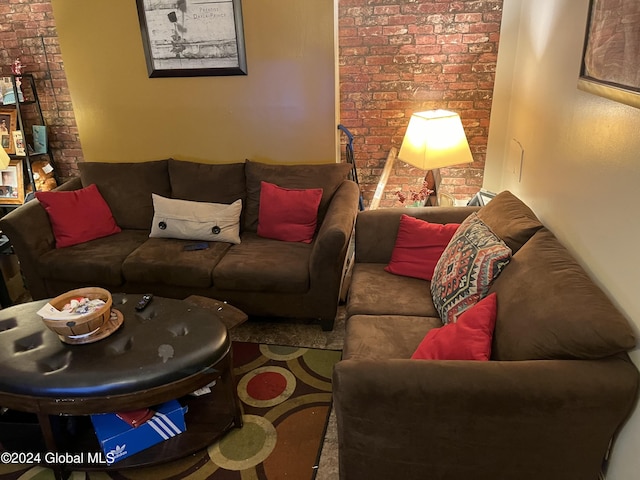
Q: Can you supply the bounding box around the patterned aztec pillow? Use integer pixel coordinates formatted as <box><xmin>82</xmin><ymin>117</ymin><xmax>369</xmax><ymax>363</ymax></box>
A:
<box><xmin>431</xmin><ymin>212</ymin><xmax>512</xmax><ymax>325</ymax></box>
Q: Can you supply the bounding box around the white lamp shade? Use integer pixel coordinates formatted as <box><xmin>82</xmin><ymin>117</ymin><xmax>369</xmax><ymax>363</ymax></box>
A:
<box><xmin>398</xmin><ymin>110</ymin><xmax>473</xmax><ymax>170</ymax></box>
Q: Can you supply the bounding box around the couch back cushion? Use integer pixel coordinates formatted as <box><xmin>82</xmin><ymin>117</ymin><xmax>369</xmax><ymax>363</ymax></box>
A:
<box><xmin>168</xmin><ymin>159</ymin><xmax>246</xmax><ymax>204</ymax></box>
<box><xmin>79</xmin><ymin>160</ymin><xmax>171</xmax><ymax>230</ymax></box>
<box><xmin>244</xmin><ymin>160</ymin><xmax>352</xmax><ymax>232</ymax></box>
<box><xmin>477</xmin><ymin>190</ymin><xmax>543</xmax><ymax>253</ymax></box>
<box><xmin>490</xmin><ymin>228</ymin><xmax>636</xmax><ymax>360</ymax></box>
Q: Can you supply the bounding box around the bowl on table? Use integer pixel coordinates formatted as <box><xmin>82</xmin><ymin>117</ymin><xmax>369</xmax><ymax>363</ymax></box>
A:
<box><xmin>40</xmin><ymin>287</ymin><xmax>119</xmax><ymax>344</ymax></box>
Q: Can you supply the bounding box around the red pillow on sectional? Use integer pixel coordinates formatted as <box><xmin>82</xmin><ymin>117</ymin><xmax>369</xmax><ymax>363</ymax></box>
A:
<box><xmin>257</xmin><ymin>181</ymin><xmax>323</xmax><ymax>243</ymax></box>
<box><xmin>385</xmin><ymin>214</ymin><xmax>460</xmax><ymax>281</ymax></box>
<box><xmin>36</xmin><ymin>184</ymin><xmax>121</xmax><ymax>248</ymax></box>
<box><xmin>412</xmin><ymin>293</ymin><xmax>498</xmax><ymax>361</ymax></box>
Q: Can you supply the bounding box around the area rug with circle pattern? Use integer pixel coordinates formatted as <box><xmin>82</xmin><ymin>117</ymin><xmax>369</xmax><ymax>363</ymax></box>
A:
<box><xmin>0</xmin><ymin>342</ymin><xmax>342</xmax><ymax>480</ymax></box>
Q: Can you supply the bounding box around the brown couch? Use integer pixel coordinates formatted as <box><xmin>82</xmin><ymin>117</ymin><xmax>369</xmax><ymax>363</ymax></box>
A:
<box><xmin>0</xmin><ymin>159</ymin><xmax>360</xmax><ymax>330</ymax></box>
<box><xmin>333</xmin><ymin>191</ymin><xmax>639</xmax><ymax>479</ymax></box>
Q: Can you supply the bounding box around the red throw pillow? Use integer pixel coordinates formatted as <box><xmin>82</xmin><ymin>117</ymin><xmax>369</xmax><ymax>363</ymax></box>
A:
<box><xmin>257</xmin><ymin>181</ymin><xmax>323</xmax><ymax>243</ymax></box>
<box><xmin>385</xmin><ymin>215</ymin><xmax>460</xmax><ymax>281</ymax></box>
<box><xmin>36</xmin><ymin>184</ymin><xmax>121</xmax><ymax>248</ymax></box>
<box><xmin>412</xmin><ymin>293</ymin><xmax>498</xmax><ymax>361</ymax></box>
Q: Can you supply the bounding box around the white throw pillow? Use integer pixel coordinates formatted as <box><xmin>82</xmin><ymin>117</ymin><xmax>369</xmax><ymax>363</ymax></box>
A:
<box><xmin>149</xmin><ymin>194</ymin><xmax>242</xmax><ymax>244</ymax></box>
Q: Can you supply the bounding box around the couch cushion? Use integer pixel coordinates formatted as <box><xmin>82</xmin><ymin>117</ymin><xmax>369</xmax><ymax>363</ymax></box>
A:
<box><xmin>168</xmin><ymin>159</ymin><xmax>246</xmax><ymax>204</ymax></box>
<box><xmin>37</xmin><ymin>230</ymin><xmax>149</xmax><ymax>286</ymax></box>
<box><xmin>385</xmin><ymin>214</ymin><xmax>460</xmax><ymax>281</ymax></box>
<box><xmin>431</xmin><ymin>212</ymin><xmax>511</xmax><ymax>324</ymax></box>
<box><xmin>343</xmin><ymin>314</ymin><xmax>442</xmax><ymax>361</ymax></box>
<box><xmin>412</xmin><ymin>292</ymin><xmax>497</xmax><ymax>361</ymax></box>
<box><xmin>347</xmin><ymin>263</ymin><xmax>438</xmax><ymax>318</ymax></box>
<box><xmin>477</xmin><ymin>190</ymin><xmax>543</xmax><ymax>253</ymax></box>
<box><xmin>257</xmin><ymin>181</ymin><xmax>323</xmax><ymax>243</ymax></box>
<box><xmin>244</xmin><ymin>160</ymin><xmax>351</xmax><ymax>232</ymax></box>
<box><xmin>213</xmin><ymin>232</ymin><xmax>312</xmax><ymax>293</ymax></box>
<box><xmin>149</xmin><ymin>194</ymin><xmax>242</xmax><ymax>244</ymax></box>
<box><xmin>79</xmin><ymin>160</ymin><xmax>171</xmax><ymax>230</ymax></box>
<box><xmin>35</xmin><ymin>184</ymin><xmax>121</xmax><ymax>248</ymax></box>
<box><xmin>490</xmin><ymin>228</ymin><xmax>636</xmax><ymax>360</ymax></box>
<box><xmin>122</xmin><ymin>238</ymin><xmax>230</xmax><ymax>288</ymax></box>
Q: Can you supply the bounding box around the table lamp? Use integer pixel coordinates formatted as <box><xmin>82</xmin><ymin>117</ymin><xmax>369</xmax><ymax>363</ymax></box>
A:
<box><xmin>398</xmin><ymin>109</ymin><xmax>473</xmax><ymax>206</ymax></box>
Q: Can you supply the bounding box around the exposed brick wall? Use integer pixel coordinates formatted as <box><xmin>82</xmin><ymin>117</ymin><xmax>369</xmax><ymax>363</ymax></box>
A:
<box><xmin>0</xmin><ymin>0</ymin><xmax>82</xmax><ymax>182</ymax></box>
<box><xmin>338</xmin><ymin>0</ymin><xmax>503</xmax><ymax>207</ymax></box>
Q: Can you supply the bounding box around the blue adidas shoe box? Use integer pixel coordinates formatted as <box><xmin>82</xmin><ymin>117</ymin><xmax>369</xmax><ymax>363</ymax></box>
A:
<box><xmin>91</xmin><ymin>399</ymin><xmax>187</xmax><ymax>465</ymax></box>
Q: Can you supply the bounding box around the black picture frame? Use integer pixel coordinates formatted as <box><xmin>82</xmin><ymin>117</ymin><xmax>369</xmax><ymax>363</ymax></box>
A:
<box><xmin>578</xmin><ymin>0</ymin><xmax>640</xmax><ymax>109</ymax></box>
<box><xmin>136</xmin><ymin>0</ymin><xmax>248</xmax><ymax>78</ymax></box>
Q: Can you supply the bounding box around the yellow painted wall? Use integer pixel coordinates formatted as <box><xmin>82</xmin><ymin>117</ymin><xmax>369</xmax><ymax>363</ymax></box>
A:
<box><xmin>486</xmin><ymin>1</ymin><xmax>640</xmax><ymax>477</ymax></box>
<box><xmin>51</xmin><ymin>0</ymin><xmax>338</xmax><ymax>164</ymax></box>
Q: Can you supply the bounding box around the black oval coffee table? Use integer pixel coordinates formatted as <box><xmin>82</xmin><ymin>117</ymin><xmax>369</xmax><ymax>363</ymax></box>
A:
<box><xmin>0</xmin><ymin>293</ymin><xmax>246</xmax><ymax>479</ymax></box>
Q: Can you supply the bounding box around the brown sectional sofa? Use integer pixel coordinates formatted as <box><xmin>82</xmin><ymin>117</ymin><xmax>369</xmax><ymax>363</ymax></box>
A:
<box><xmin>0</xmin><ymin>159</ymin><xmax>360</xmax><ymax>330</ymax></box>
<box><xmin>333</xmin><ymin>191</ymin><xmax>639</xmax><ymax>480</ymax></box>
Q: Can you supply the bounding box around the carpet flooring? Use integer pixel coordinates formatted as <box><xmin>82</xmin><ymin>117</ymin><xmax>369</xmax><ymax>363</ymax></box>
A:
<box><xmin>206</xmin><ymin>342</ymin><xmax>341</xmax><ymax>479</ymax></box>
<box><xmin>0</xmin><ymin>338</ymin><xmax>343</xmax><ymax>480</ymax></box>
<box><xmin>228</xmin><ymin>308</ymin><xmax>346</xmax><ymax>480</ymax></box>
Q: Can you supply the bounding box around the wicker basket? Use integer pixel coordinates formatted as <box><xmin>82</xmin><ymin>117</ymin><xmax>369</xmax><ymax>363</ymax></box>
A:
<box><xmin>42</xmin><ymin>287</ymin><xmax>113</xmax><ymax>339</ymax></box>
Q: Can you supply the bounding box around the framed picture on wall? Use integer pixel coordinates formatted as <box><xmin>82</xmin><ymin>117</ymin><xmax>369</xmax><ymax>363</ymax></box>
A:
<box><xmin>0</xmin><ymin>159</ymin><xmax>24</xmax><ymax>204</ymax></box>
<box><xmin>135</xmin><ymin>0</ymin><xmax>248</xmax><ymax>78</ymax></box>
<box><xmin>0</xmin><ymin>108</ymin><xmax>17</xmax><ymax>155</ymax></box>
<box><xmin>578</xmin><ymin>0</ymin><xmax>640</xmax><ymax>109</ymax></box>
<box><xmin>12</xmin><ymin>130</ymin><xmax>25</xmax><ymax>156</ymax></box>
<box><xmin>32</xmin><ymin>125</ymin><xmax>47</xmax><ymax>154</ymax></box>
<box><xmin>0</xmin><ymin>77</ymin><xmax>13</xmax><ymax>105</ymax></box>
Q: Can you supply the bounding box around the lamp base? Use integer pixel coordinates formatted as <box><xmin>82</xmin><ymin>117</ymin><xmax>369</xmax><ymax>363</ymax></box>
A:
<box><xmin>425</xmin><ymin>169</ymin><xmax>440</xmax><ymax>206</ymax></box>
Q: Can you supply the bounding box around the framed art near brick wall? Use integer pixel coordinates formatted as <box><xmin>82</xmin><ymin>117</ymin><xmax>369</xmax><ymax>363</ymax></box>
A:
<box><xmin>578</xmin><ymin>0</ymin><xmax>640</xmax><ymax>109</ymax></box>
<box><xmin>0</xmin><ymin>160</ymin><xmax>24</xmax><ymax>205</ymax></box>
<box><xmin>0</xmin><ymin>108</ymin><xmax>17</xmax><ymax>155</ymax></box>
<box><xmin>136</xmin><ymin>0</ymin><xmax>247</xmax><ymax>78</ymax></box>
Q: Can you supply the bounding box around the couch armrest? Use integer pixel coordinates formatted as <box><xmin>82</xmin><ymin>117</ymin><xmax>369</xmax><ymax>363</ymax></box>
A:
<box><xmin>308</xmin><ymin>180</ymin><xmax>359</xmax><ymax>323</ymax></box>
<box><xmin>355</xmin><ymin>206</ymin><xmax>478</xmax><ymax>264</ymax></box>
<box><xmin>333</xmin><ymin>356</ymin><xmax>639</xmax><ymax>480</ymax></box>
<box><xmin>0</xmin><ymin>177</ymin><xmax>83</xmax><ymax>299</ymax></box>
<box><xmin>311</xmin><ymin>180</ymin><xmax>359</xmax><ymax>283</ymax></box>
